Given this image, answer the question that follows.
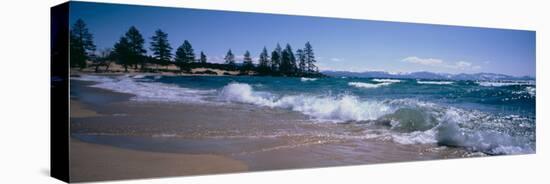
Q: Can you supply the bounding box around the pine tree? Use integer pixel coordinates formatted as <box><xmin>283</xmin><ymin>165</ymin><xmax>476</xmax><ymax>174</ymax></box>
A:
<box><xmin>242</xmin><ymin>50</ymin><xmax>254</xmax><ymax>71</ymax></box>
<box><xmin>124</xmin><ymin>26</ymin><xmax>146</xmax><ymax>70</ymax></box>
<box><xmin>199</xmin><ymin>51</ymin><xmax>207</xmax><ymax>63</ymax></box>
<box><xmin>271</xmin><ymin>43</ymin><xmax>282</xmax><ymax>72</ymax></box>
<box><xmin>224</xmin><ymin>49</ymin><xmax>235</xmax><ymax>67</ymax></box>
<box><xmin>113</xmin><ymin>37</ymin><xmax>132</xmax><ymax>72</ymax></box>
<box><xmin>296</xmin><ymin>49</ymin><xmax>306</xmax><ymax>74</ymax></box>
<box><xmin>149</xmin><ymin>29</ymin><xmax>172</xmax><ymax>68</ymax></box>
<box><xmin>70</xmin><ymin>19</ymin><xmax>96</xmax><ymax>69</ymax></box>
<box><xmin>280</xmin><ymin>44</ymin><xmax>296</xmax><ymax>75</ymax></box>
<box><xmin>304</xmin><ymin>42</ymin><xmax>317</xmax><ymax>73</ymax></box>
<box><xmin>175</xmin><ymin>40</ymin><xmax>195</xmax><ymax>70</ymax></box>
<box><xmin>258</xmin><ymin>47</ymin><xmax>270</xmax><ymax>74</ymax></box>
<box><xmin>270</xmin><ymin>50</ymin><xmax>280</xmax><ymax>73</ymax></box>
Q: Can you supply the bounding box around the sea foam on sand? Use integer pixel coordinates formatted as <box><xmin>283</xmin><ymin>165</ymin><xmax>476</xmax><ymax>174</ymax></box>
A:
<box><xmin>74</xmin><ymin>75</ymin><xmax>215</xmax><ymax>103</ymax></box>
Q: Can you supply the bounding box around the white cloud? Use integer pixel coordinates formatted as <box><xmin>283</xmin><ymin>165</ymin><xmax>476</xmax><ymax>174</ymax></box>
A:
<box><xmin>402</xmin><ymin>56</ymin><xmax>481</xmax><ymax>71</ymax></box>
<box><xmin>402</xmin><ymin>56</ymin><xmax>443</xmax><ymax>65</ymax></box>
<box><xmin>455</xmin><ymin>61</ymin><xmax>472</xmax><ymax>68</ymax></box>
<box><xmin>330</xmin><ymin>57</ymin><xmax>343</xmax><ymax>62</ymax></box>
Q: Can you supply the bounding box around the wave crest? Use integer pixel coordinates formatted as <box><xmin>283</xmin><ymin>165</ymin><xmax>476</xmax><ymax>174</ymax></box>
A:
<box><xmin>348</xmin><ymin>82</ymin><xmax>392</xmax><ymax>89</ymax></box>
<box><xmin>300</xmin><ymin>77</ymin><xmax>318</xmax><ymax>82</ymax></box>
<box><xmin>220</xmin><ymin>82</ymin><xmax>393</xmax><ymax>122</ymax></box>
<box><xmin>417</xmin><ymin>80</ymin><xmax>454</xmax><ymax>85</ymax></box>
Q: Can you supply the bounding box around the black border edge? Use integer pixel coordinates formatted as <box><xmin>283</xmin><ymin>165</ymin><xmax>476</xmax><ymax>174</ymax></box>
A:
<box><xmin>51</xmin><ymin>1</ymin><xmax>70</xmax><ymax>183</ymax></box>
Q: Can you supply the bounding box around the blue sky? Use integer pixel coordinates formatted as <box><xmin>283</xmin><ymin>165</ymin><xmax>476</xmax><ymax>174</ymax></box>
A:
<box><xmin>69</xmin><ymin>2</ymin><xmax>535</xmax><ymax>77</ymax></box>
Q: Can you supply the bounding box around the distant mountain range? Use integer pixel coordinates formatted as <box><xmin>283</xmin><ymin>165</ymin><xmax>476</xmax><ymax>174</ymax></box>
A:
<box><xmin>321</xmin><ymin>70</ymin><xmax>534</xmax><ymax>81</ymax></box>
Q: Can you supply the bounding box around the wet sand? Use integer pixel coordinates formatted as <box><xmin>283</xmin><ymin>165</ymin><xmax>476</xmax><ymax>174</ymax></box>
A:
<box><xmin>69</xmin><ymin>80</ymin><xmax>249</xmax><ymax>182</ymax></box>
<box><xmin>70</xmin><ymin>100</ymin><xmax>100</xmax><ymax>118</ymax></box>
<box><xmin>70</xmin><ymin>138</ymin><xmax>247</xmax><ymax>182</ymax></box>
<box><xmin>69</xmin><ymin>78</ymin><xmax>476</xmax><ymax>182</ymax></box>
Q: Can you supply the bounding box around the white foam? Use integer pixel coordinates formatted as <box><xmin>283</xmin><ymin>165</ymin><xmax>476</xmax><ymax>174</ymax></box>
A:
<box><xmin>434</xmin><ymin>108</ymin><xmax>534</xmax><ymax>155</ymax></box>
<box><xmin>372</xmin><ymin>79</ymin><xmax>401</xmax><ymax>83</ymax></box>
<box><xmin>391</xmin><ymin>129</ymin><xmax>437</xmax><ymax>145</ymax></box>
<box><xmin>476</xmin><ymin>81</ymin><xmax>534</xmax><ymax>87</ymax></box>
<box><xmin>131</xmin><ymin>74</ymin><xmax>146</xmax><ymax>79</ymax></box>
<box><xmin>348</xmin><ymin>81</ymin><xmax>392</xmax><ymax>89</ymax></box>
<box><xmin>525</xmin><ymin>86</ymin><xmax>536</xmax><ymax>97</ymax></box>
<box><xmin>74</xmin><ymin>75</ymin><xmax>215</xmax><ymax>103</ymax></box>
<box><xmin>219</xmin><ymin>82</ymin><xmax>393</xmax><ymax>122</ymax></box>
<box><xmin>300</xmin><ymin>77</ymin><xmax>318</xmax><ymax>82</ymax></box>
<box><xmin>511</xmin><ymin>86</ymin><xmax>536</xmax><ymax>98</ymax></box>
<box><xmin>417</xmin><ymin>80</ymin><xmax>454</xmax><ymax>85</ymax></box>
<box><xmin>219</xmin><ymin>83</ymin><xmax>275</xmax><ymax>105</ymax></box>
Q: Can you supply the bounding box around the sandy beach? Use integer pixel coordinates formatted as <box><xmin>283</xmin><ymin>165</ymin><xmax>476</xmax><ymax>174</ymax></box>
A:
<box><xmin>68</xmin><ymin>77</ymin><xmax>485</xmax><ymax>181</ymax></box>
<box><xmin>69</xmin><ymin>95</ymin><xmax>248</xmax><ymax>182</ymax></box>
<box><xmin>70</xmin><ymin>138</ymin><xmax>247</xmax><ymax>182</ymax></box>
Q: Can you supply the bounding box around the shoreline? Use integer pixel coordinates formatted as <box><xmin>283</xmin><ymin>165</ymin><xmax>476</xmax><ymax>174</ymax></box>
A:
<box><xmin>69</xmin><ymin>98</ymin><xmax>248</xmax><ymax>182</ymax></box>
<box><xmin>70</xmin><ymin>62</ymin><xmax>328</xmax><ymax>78</ymax></box>
<box><xmin>69</xmin><ymin>77</ymin><xmax>484</xmax><ymax>180</ymax></box>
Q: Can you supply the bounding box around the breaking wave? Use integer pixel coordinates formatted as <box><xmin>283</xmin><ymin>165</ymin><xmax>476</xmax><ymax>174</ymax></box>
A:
<box><xmin>476</xmin><ymin>81</ymin><xmax>534</xmax><ymax>87</ymax></box>
<box><xmin>372</xmin><ymin>79</ymin><xmax>401</xmax><ymax>83</ymax></box>
<box><xmin>218</xmin><ymin>82</ymin><xmax>534</xmax><ymax>155</ymax></box>
<box><xmin>348</xmin><ymin>81</ymin><xmax>392</xmax><ymax>88</ymax></box>
<box><xmin>220</xmin><ymin>82</ymin><xmax>392</xmax><ymax>122</ymax></box>
<box><xmin>300</xmin><ymin>77</ymin><xmax>318</xmax><ymax>82</ymax></box>
<box><xmin>416</xmin><ymin>80</ymin><xmax>454</xmax><ymax>85</ymax></box>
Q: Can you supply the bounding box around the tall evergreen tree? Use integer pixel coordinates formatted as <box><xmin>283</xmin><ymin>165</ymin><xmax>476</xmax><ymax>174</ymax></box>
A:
<box><xmin>149</xmin><ymin>29</ymin><xmax>172</xmax><ymax>68</ymax></box>
<box><xmin>270</xmin><ymin>50</ymin><xmax>280</xmax><ymax>73</ymax></box>
<box><xmin>296</xmin><ymin>49</ymin><xmax>306</xmax><ymax>73</ymax></box>
<box><xmin>224</xmin><ymin>49</ymin><xmax>235</xmax><ymax>67</ymax></box>
<box><xmin>271</xmin><ymin>43</ymin><xmax>283</xmax><ymax>71</ymax></box>
<box><xmin>175</xmin><ymin>40</ymin><xmax>195</xmax><ymax>70</ymax></box>
<box><xmin>242</xmin><ymin>50</ymin><xmax>254</xmax><ymax>71</ymax></box>
<box><xmin>113</xmin><ymin>37</ymin><xmax>132</xmax><ymax>72</ymax></box>
<box><xmin>199</xmin><ymin>51</ymin><xmax>207</xmax><ymax>63</ymax></box>
<box><xmin>304</xmin><ymin>42</ymin><xmax>318</xmax><ymax>73</ymax></box>
<box><xmin>258</xmin><ymin>47</ymin><xmax>270</xmax><ymax>73</ymax></box>
<box><xmin>280</xmin><ymin>44</ymin><xmax>296</xmax><ymax>75</ymax></box>
<box><xmin>124</xmin><ymin>26</ymin><xmax>146</xmax><ymax>70</ymax></box>
<box><xmin>70</xmin><ymin>19</ymin><xmax>96</xmax><ymax>69</ymax></box>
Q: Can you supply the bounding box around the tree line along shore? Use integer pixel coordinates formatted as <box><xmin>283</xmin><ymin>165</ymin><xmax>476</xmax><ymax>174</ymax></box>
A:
<box><xmin>70</xmin><ymin>19</ymin><xmax>324</xmax><ymax>77</ymax></box>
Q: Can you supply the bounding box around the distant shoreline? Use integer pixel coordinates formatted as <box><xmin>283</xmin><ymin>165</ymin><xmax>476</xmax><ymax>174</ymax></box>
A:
<box><xmin>71</xmin><ymin>62</ymin><xmax>327</xmax><ymax>78</ymax></box>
